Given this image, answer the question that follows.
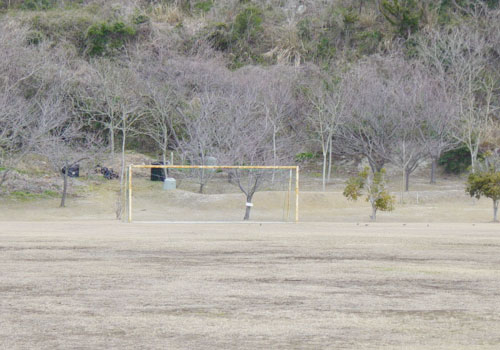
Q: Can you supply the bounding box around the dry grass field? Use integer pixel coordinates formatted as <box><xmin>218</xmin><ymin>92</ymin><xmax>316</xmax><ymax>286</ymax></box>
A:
<box><xmin>1</xmin><ymin>167</ymin><xmax>499</xmax><ymax>349</ymax></box>
<box><xmin>0</xmin><ymin>172</ymin><xmax>496</xmax><ymax>223</ymax></box>
<box><xmin>1</xmin><ymin>221</ymin><xmax>499</xmax><ymax>349</ymax></box>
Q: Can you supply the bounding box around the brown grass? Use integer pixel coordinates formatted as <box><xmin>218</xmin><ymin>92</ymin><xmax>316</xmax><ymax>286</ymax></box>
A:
<box><xmin>1</xmin><ymin>221</ymin><xmax>499</xmax><ymax>349</ymax></box>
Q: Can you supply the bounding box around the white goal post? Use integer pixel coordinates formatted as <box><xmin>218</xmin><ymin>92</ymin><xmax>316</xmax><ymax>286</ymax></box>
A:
<box><xmin>127</xmin><ymin>165</ymin><xmax>300</xmax><ymax>223</ymax></box>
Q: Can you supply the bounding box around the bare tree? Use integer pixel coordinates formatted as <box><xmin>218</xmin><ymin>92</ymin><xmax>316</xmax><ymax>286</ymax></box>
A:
<box><xmin>75</xmin><ymin>59</ymin><xmax>142</xmax><ymax>159</ymax></box>
<box><xmin>387</xmin><ymin>60</ymin><xmax>431</xmax><ymax>192</ymax></box>
<box><xmin>75</xmin><ymin>60</ymin><xmax>145</xmax><ymax>217</ymax></box>
<box><xmin>416</xmin><ymin>76</ymin><xmax>460</xmax><ymax>184</ymax></box>
<box><xmin>0</xmin><ymin>22</ymin><xmax>53</xmax><ymax>188</ymax></box>
<box><xmin>215</xmin><ymin>82</ymin><xmax>296</xmax><ymax>220</ymax></box>
<box><xmin>305</xmin><ymin>70</ymin><xmax>346</xmax><ymax>190</ymax></box>
<box><xmin>30</xmin><ymin>86</ymin><xmax>102</xmax><ymax>207</ymax></box>
<box><xmin>175</xmin><ymin>90</ymin><xmax>228</xmax><ymax>193</ymax></box>
<box><xmin>335</xmin><ymin>56</ymin><xmax>400</xmax><ymax>173</ymax></box>
<box><xmin>390</xmin><ymin>131</ymin><xmax>427</xmax><ymax>192</ymax></box>
<box><xmin>38</xmin><ymin>123</ymin><xmax>100</xmax><ymax>207</ymax></box>
<box><xmin>141</xmin><ymin>82</ymin><xmax>178</xmax><ymax>170</ymax></box>
<box><xmin>418</xmin><ymin>16</ymin><xmax>498</xmax><ymax>172</ymax></box>
<box><xmin>248</xmin><ymin>66</ymin><xmax>299</xmax><ymax>183</ymax></box>
<box><xmin>0</xmin><ymin>91</ymin><xmax>31</xmax><ymax>188</ymax></box>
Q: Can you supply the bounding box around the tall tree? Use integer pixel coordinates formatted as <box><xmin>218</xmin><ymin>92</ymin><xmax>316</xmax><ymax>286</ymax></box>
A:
<box><xmin>335</xmin><ymin>56</ymin><xmax>400</xmax><ymax>173</ymax></box>
<box><xmin>418</xmin><ymin>15</ymin><xmax>498</xmax><ymax>172</ymax></box>
<box><xmin>306</xmin><ymin>71</ymin><xmax>346</xmax><ymax>190</ymax></box>
<box><xmin>75</xmin><ymin>60</ymin><xmax>144</xmax><ymax>218</ymax></box>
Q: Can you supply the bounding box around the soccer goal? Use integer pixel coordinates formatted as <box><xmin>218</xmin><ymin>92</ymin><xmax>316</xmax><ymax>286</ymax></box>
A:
<box><xmin>126</xmin><ymin>165</ymin><xmax>299</xmax><ymax>223</ymax></box>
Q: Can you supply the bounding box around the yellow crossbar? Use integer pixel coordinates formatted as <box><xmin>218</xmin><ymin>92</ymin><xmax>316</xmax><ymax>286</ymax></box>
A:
<box><xmin>132</xmin><ymin>165</ymin><xmax>297</xmax><ymax>170</ymax></box>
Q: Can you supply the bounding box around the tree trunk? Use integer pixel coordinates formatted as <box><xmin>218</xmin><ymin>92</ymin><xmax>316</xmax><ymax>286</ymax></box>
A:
<box><xmin>327</xmin><ymin>136</ymin><xmax>333</xmax><ymax>184</ymax></box>
<box><xmin>430</xmin><ymin>157</ymin><xmax>437</xmax><ymax>184</ymax></box>
<box><xmin>322</xmin><ymin>150</ymin><xmax>327</xmax><ymax>192</ymax></box>
<box><xmin>493</xmin><ymin>200</ymin><xmax>499</xmax><ymax>223</ymax></box>
<box><xmin>162</xmin><ymin>151</ymin><xmax>168</xmax><ymax>178</ymax></box>
<box><xmin>243</xmin><ymin>193</ymin><xmax>254</xmax><ymax>221</ymax></box>
<box><xmin>117</xmin><ymin>128</ymin><xmax>127</xmax><ymax>220</ymax></box>
<box><xmin>110</xmin><ymin>128</ymin><xmax>114</xmax><ymax>158</ymax></box>
<box><xmin>368</xmin><ymin>158</ymin><xmax>384</xmax><ymax>174</ymax></box>
<box><xmin>60</xmin><ymin>165</ymin><xmax>68</xmax><ymax>208</ymax></box>
<box><xmin>471</xmin><ymin>151</ymin><xmax>478</xmax><ymax>174</ymax></box>
<box><xmin>198</xmin><ymin>163</ymin><xmax>205</xmax><ymax>193</ymax></box>
<box><xmin>0</xmin><ymin>169</ymin><xmax>11</xmax><ymax>188</ymax></box>
<box><xmin>120</xmin><ymin>129</ymin><xmax>126</xmax><ymax>186</ymax></box>
<box><xmin>272</xmin><ymin>125</ymin><xmax>276</xmax><ymax>184</ymax></box>
<box><xmin>405</xmin><ymin>169</ymin><xmax>410</xmax><ymax>192</ymax></box>
<box><xmin>370</xmin><ymin>205</ymin><xmax>377</xmax><ymax>221</ymax></box>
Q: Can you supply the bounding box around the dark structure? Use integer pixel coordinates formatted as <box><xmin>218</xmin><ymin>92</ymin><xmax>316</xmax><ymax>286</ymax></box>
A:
<box><xmin>61</xmin><ymin>164</ymin><xmax>79</xmax><ymax>178</ymax></box>
<box><xmin>151</xmin><ymin>162</ymin><xmax>167</xmax><ymax>182</ymax></box>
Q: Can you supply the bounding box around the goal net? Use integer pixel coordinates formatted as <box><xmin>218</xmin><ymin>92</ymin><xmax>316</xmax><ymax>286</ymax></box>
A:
<box><xmin>126</xmin><ymin>165</ymin><xmax>299</xmax><ymax>223</ymax></box>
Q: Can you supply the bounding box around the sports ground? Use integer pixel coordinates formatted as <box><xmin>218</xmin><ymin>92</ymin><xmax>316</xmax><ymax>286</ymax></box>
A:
<box><xmin>1</xmin><ymin>221</ymin><xmax>499</xmax><ymax>349</ymax></box>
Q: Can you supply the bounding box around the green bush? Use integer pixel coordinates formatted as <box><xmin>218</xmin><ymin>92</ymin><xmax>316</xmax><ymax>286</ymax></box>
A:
<box><xmin>297</xmin><ymin>18</ymin><xmax>312</xmax><ymax>41</ymax></box>
<box><xmin>203</xmin><ymin>6</ymin><xmax>265</xmax><ymax>67</ymax></box>
<box><xmin>194</xmin><ymin>0</ymin><xmax>213</xmax><ymax>13</ymax></box>
<box><xmin>20</xmin><ymin>0</ymin><xmax>56</xmax><ymax>10</ymax></box>
<box><xmin>132</xmin><ymin>13</ymin><xmax>150</xmax><ymax>25</ymax></box>
<box><xmin>85</xmin><ymin>21</ymin><xmax>137</xmax><ymax>56</ymax></box>
<box><xmin>439</xmin><ymin>146</ymin><xmax>472</xmax><ymax>174</ymax></box>
<box><xmin>467</xmin><ymin>165</ymin><xmax>500</xmax><ymax>222</ymax></box>
<box><xmin>343</xmin><ymin>167</ymin><xmax>395</xmax><ymax>221</ymax></box>
<box><xmin>316</xmin><ymin>36</ymin><xmax>336</xmax><ymax>60</ymax></box>
<box><xmin>233</xmin><ymin>6</ymin><xmax>263</xmax><ymax>41</ymax></box>
<box><xmin>380</xmin><ymin>0</ymin><xmax>423</xmax><ymax>38</ymax></box>
<box><xmin>355</xmin><ymin>30</ymin><xmax>382</xmax><ymax>55</ymax></box>
<box><xmin>295</xmin><ymin>152</ymin><xmax>316</xmax><ymax>162</ymax></box>
<box><xmin>26</xmin><ymin>30</ymin><xmax>44</xmax><ymax>45</ymax></box>
<box><xmin>206</xmin><ymin>22</ymin><xmax>231</xmax><ymax>51</ymax></box>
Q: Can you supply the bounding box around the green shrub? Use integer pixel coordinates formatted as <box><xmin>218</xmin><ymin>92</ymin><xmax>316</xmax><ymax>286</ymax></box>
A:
<box><xmin>132</xmin><ymin>13</ymin><xmax>150</xmax><ymax>25</ymax></box>
<box><xmin>20</xmin><ymin>0</ymin><xmax>56</xmax><ymax>10</ymax></box>
<box><xmin>85</xmin><ymin>21</ymin><xmax>137</xmax><ymax>56</ymax></box>
<box><xmin>355</xmin><ymin>30</ymin><xmax>382</xmax><ymax>55</ymax></box>
<box><xmin>203</xmin><ymin>6</ymin><xmax>265</xmax><ymax>66</ymax></box>
<box><xmin>380</xmin><ymin>0</ymin><xmax>423</xmax><ymax>38</ymax></box>
<box><xmin>26</xmin><ymin>30</ymin><xmax>44</xmax><ymax>45</ymax></box>
<box><xmin>342</xmin><ymin>8</ymin><xmax>358</xmax><ymax>26</ymax></box>
<box><xmin>467</xmin><ymin>161</ymin><xmax>500</xmax><ymax>222</ymax></box>
<box><xmin>206</xmin><ymin>22</ymin><xmax>231</xmax><ymax>51</ymax></box>
<box><xmin>343</xmin><ymin>167</ymin><xmax>395</xmax><ymax>221</ymax></box>
<box><xmin>194</xmin><ymin>0</ymin><xmax>213</xmax><ymax>13</ymax></box>
<box><xmin>297</xmin><ymin>18</ymin><xmax>312</xmax><ymax>41</ymax></box>
<box><xmin>316</xmin><ymin>36</ymin><xmax>336</xmax><ymax>60</ymax></box>
<box><xmin>233</xmin><ymin>6</ymin><xmax>263</xmax><ymax>41</ymax></box>
<box><xmin>439</xmin><ymin>146</ymin><xmax>472</xmax><ymax>174</ymax></box>
<box><xmin>295</xmin><ymin>152</ymin><xmax>316</xmax><ymax>162</ymax></box>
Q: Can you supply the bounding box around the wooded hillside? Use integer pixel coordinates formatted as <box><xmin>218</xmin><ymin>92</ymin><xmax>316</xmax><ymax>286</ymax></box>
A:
<box><xmin>0</xmin><ymin>0</ymin><xmax>499</xmax><ymax>215</ymax></box>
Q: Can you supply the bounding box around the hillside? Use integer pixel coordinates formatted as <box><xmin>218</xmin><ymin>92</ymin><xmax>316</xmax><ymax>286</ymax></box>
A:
<box><xmin>0</xmin><ymin>0</ymin><xmax>499</xmax><ymax>219</ymax></box>
<box><xmin>1</xmin><ymin>0</ymin><xmax>497</xmax><ymax>66</ymax></box>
